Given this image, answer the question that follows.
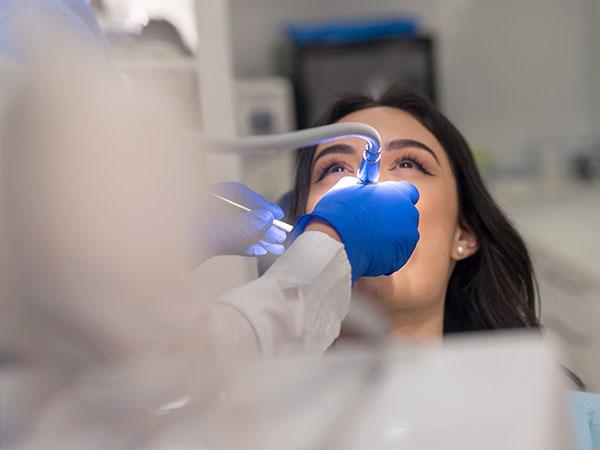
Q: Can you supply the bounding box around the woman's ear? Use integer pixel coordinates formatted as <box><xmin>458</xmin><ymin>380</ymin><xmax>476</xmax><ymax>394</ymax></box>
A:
<box><xmin>451</xmin><ymin>222</ymin><xmax>479</xmax><ymax>261</ymax></box>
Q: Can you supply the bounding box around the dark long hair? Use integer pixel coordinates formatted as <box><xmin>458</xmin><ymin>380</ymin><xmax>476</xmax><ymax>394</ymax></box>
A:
<box><xmin>290</xmin><ymin>85</ymin><xmax>540</xmax><ymax>333</ymax></box>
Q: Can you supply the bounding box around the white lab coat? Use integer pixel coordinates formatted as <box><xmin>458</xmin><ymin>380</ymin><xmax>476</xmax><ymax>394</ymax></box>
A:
<box><xmin>212</xmin><ymin>231</ymin><xmax>352</xmax><ymax>357</ymax></box>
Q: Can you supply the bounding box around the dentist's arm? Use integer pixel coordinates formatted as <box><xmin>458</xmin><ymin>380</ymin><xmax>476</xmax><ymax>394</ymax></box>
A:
<box><xmin>210</xmin><ymin>176</ymin><xmax>420</xmax><ymax>357</ymax></box>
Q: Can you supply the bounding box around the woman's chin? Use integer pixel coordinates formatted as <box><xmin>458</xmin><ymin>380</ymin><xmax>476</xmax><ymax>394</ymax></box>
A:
<box><xmin>355</xmin><ymin>272</ymin><xmax>435</xmax><ymax>312</ymax></box>
<box><xmin>355</xmin><ymin>273</ymin><xmax>401</xmax><ymax>301</ymax></box>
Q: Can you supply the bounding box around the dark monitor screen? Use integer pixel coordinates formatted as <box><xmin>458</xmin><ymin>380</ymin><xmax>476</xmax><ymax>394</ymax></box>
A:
<box><xmin>292</xmin><ymin>37</ymin><xmax>436</xmax><ymax>128</ymax></box>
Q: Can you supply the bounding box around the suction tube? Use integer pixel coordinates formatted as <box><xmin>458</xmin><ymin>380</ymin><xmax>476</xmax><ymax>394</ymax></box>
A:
<box><xmin>206</xmin><ymin>122</ymin><xmax>382</xmax><ymax>184</ymax></box>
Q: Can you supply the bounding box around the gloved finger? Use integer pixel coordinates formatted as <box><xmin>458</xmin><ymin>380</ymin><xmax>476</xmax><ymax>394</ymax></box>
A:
<box><xmin>202</xmin><ymin>208</ymin><xmax>274</xmax><ymax>257</ymax></box>
<box><xmin>399</xmin><ymin>182</ymin><xmax>420</xmax><ymax>204</ymax></box>
<box><xmin>246</xmin><ymin>208</ymin><xmax>275</xmax><ymax>239</ymax></box>
<box><xmin>262</xmin><ymin>224</ymin><xmax>287</xmax><ymax>244</ymax></box>
<box><xmin>329</xmin><ymin>176</ymin><xmax>360</xmax><ymax>192</ymax></box>
<box><xmin>210</xmin><ymin>182</ymin><xmax>284</xmax><ymax>220</ymax></box>
<box><xmin>382</xmin><ymin>180</ymin><xmax>419</xmax><ymax>204</ymax></box>
<box><xmin>245</xmin><ymin>244</ymin><xmax>268</xmax><ymax>256</ymax></box>
<box><xmin>258</xmin><ymin>240</ymin><xmax>285</xmax><ymax>256</ymax></box>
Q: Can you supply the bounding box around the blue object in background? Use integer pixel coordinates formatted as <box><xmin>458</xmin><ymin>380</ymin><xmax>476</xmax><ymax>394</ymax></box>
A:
<box><xmin>287</xmin><ymin>16</ymin><xmax>419</xmax><ymax>45</ymax></box>
<box><xmin>571</xmin><ymin>391</ymin><xmax>600</xmax><ymax>450</ymax></box>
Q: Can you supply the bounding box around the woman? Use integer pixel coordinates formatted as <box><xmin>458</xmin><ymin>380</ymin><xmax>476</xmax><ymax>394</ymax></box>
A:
<box><xmin>290</xmin><ymin>85</ymin><xmax>540</xmax><ymax>338</ymax></box>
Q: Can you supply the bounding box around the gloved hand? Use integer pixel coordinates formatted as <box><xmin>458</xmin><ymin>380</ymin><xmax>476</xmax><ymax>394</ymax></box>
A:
<box><xmin>203</xmin><ymin>182</ymin><xmax>287</xmax><ymax>259</ymax></box>
<box><xmin>293</xmin><ymin>176</ymin><xmax>420</xmax><ymax>282</ymax></box>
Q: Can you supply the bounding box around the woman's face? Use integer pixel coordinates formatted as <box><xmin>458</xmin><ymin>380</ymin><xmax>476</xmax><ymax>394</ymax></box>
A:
<box><xmin>306</xmin><ymin>106</ymin><xmax>473</xmax><ymax>314</ymax></box>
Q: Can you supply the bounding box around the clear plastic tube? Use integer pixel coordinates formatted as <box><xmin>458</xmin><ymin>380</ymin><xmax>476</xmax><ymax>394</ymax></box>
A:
<box><xmin>206</xmin><ymin>122</ymin><xmax>381</xmax><ymax>158</ymax></box>
<box><xmin>204</xmin><ymin>122</ymin><xmax>382</xmax><ymax>223</ymax></box>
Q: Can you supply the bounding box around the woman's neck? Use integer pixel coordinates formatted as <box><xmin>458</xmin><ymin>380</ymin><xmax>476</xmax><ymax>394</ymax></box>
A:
<box><xmin>388</xmin><ymin>302</ymin><xmax>445</xmax><ymax>342</ymax></box>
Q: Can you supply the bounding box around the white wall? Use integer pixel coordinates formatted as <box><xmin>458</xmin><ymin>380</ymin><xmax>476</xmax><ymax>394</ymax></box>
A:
<box><xmin>229</xmin><ymin>0</ymin><xmax>599</xmax><ymax>169</ymax></box>
<box><xmin>439</xmin><ymin>0</ymin><xmax>597</xmax><ymax>168</ymax></box>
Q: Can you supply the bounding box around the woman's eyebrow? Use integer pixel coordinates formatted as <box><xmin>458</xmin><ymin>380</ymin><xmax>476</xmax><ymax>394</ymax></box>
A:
<box><xmin>386</xmin><ymin>139</ymin><xmax>440</xmax><ymax>165</ymax></box>
<box><xmin>312</xmin><ymin>144</ymin><xmax>357</xmax><ymax>165</ymax></box>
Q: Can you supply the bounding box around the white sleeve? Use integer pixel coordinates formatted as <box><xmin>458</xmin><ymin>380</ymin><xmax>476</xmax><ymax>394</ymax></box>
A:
<box><xmin>210</xmin><ymin>231</ymin><xmax>352</xmax><ymax>358</ymax></box>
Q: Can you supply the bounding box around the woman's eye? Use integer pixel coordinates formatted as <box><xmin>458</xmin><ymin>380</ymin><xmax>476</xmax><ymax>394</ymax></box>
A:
<box><xmin>327</xmin><ymin>165</ymin><xmax>348</xmax><ymax>174</ymax></box>
<box><xmin>392</xmin><ymin>157</ymin><xmax>430</xmax><ymax>174</ymax></box>
<box><xmin>397</xmin><ymin>160</ymin><xmax>416</xmax><ymax>169</ymax></box>
<box><xmin>315</xmin><ymin>162</ymin><xmax>353</xmax><ymax>182</ymax></box>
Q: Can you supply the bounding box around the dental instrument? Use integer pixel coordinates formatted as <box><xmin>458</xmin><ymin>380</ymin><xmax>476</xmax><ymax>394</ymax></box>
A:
<box><xmin>209</xmin><ymin>192</ymin><xmax>294</xmax><ymax>233</ymax></box>
<box><xmin>206</xmin><ymin>122</ymin><xmax>382</xmax><ymax>224</ymax></box>
<box><xmin>207</xmin><ymin>122</ymin><xmax>382</xmax><ymax>184</ymax></box>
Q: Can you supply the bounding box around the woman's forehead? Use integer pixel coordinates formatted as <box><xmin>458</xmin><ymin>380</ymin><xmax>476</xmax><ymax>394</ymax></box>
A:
<box><xmin>315</xmin><ymin>106</ymin><xmax>445</xmax><ymax>159</ymax></box>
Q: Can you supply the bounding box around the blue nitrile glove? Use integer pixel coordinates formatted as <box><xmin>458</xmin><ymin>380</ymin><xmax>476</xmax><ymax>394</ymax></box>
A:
<box><xmin>203</xmin><ymin>182</ymin><xmax>287</xmax><ymax>259</ymax></box>
<box><xmin>292</xmin><ymin>176</ymin><xmax>419</xmax><ymax>282</ymax></box>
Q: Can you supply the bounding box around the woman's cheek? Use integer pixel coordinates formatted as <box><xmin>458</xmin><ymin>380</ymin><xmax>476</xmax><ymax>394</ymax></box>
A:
<box><xmin>409</xmin><ymin>181</ymin><xmax>426</xmax><ymax>214</ymax></box>
<box><xmin>306</xmin><ymin>189</ymin><xmax>325</xmax><ymax>213</ymax></box>
<box><xmin>410</xmin><ymin>183</ymin><xmax>432</xmax><ymax>241</ymax></box>
<box><xmin>414</xmin><ymin>185</ymin><xmax>457</xmax><ymax>252</ymax></box>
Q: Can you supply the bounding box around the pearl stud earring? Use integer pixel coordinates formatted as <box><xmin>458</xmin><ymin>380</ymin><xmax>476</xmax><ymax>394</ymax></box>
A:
<box><xmin>457</xmin><ymin>246</ymin><xmax>465</xmax><ymax>256</ymax></box>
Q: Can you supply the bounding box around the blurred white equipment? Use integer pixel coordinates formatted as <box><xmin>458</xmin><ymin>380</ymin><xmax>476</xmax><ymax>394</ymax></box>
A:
<box><xmin>235</xmin><ymin>77</ymin><xmax>295</xmax><ymax>137</ymax></box>
<box><xmin>235</xmin><ymin>77</ymin><xmax>297</xmax><ymax>199</ymax></box>
<box><xmin>200</xmin><ymin>333</ymin><xmax>574</xmax><ymax>450</ymax></box>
